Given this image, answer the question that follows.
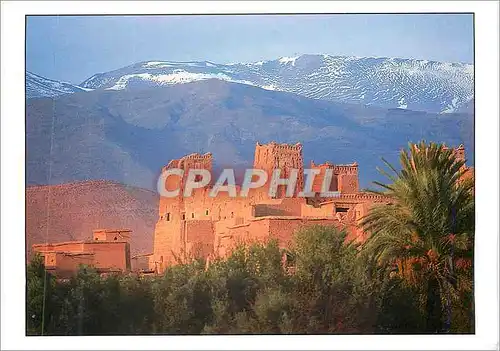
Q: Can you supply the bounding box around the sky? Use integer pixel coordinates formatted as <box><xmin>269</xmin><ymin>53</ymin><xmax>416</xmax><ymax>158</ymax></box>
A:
<box><xmin>26</xmin><ymin>14</ymin><xmax>474</xmax><ymax>84</ymax></box>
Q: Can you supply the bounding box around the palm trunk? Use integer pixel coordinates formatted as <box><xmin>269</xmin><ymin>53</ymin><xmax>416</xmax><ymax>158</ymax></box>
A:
<box><xmin>445</xmin><ymin>207</ymin><xmax>457</xmax><ymax>333</ymax></box>
<box><xmin>425</xmin><ymin>277</ymin><xmax>442</xmax><ymax>333</ymax></box>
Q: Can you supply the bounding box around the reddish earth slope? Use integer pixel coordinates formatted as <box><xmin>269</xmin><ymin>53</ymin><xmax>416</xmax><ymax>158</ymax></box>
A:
<box><xmin>26</xmin><ymin>180</ymin><xmax>159</xmax><ymax>258</ymax></box>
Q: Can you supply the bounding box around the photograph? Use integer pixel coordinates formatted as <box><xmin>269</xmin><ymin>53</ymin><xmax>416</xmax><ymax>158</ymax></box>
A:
<box><xmin>24</xmin><ymin>12</ymin><xmax>476</xmax><ymax>336</ymax></box>
<box><xmin>1</xmin><ymin>2</ymin><xmax>498</xmax><ymax>350</ymax></box>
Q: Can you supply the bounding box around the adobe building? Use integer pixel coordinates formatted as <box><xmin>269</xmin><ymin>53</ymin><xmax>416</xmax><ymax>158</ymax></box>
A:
<box><xmin>149</xmin><ymin>141</ymin><xmax>390</xmax><ymax>274</ymax></box>
<box><xmin>30</xmin><ymin>142</ymin><xmax>472</xmax><ymax>277</ymax></box>
<box><xmin>32</xmin><ymin>228</ymin><xmax>132</xmax><ymax>277</ymax></box>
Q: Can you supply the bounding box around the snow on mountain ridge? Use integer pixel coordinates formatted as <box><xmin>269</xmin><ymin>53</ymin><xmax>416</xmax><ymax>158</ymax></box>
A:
<box><xmin>106</xmin><ymin>70</ymin><xmax>256</xmax><ymax>90</ymax></box>
<box><xmin>27</xmin><ymin>54</ymin><xmax>473</xmax><ymax>113</ymax></box>
<box><xmin>26</xmin><ymin>71</ymin><xmax>91</xmax><ymax>99</ymax></box>
<box><xmin>278</xmin><ymin>56</ymin><xmax>299</xmax><ymax>66</ymax></box>
<box><xmin>78</xmin><ymin>54</ymin><xmax>473</xmax><ymax>113</ymax></box>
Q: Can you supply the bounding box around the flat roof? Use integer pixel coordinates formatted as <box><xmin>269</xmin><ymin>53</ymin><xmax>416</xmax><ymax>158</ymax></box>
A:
<box><xmin>92</xmin><ymin>228</ymin><xmax>132</xmax><ymax>233</ymax></box>
<box><xmin>33</xmin><ymin>240</ymin><xmax>129</xmax><ymax>248</ymax></box>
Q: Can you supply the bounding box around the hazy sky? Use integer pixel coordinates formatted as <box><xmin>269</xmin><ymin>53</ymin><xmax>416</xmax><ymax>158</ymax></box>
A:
<box><xmin>26</xmin><ymin>14</ymin><xmax>474</xmax><ymax>84</ymax></box>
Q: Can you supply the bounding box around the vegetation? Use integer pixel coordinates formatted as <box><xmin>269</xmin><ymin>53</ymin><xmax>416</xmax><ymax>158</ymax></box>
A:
<box><xmin>26</xmin><ymin>142</ymin><xmax>474</xmax><ymax>335</ymax></box>
<box><xmin>360</xmin><ymin>141</ymin><xmax>474</xmax><ymax>333</ymax></box>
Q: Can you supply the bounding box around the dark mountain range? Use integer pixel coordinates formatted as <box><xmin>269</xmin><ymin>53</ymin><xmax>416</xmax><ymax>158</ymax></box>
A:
<box><xmin>26</xmin><ymin>79</ymin><xmax>474</xmax><ymax>190</ymax></box>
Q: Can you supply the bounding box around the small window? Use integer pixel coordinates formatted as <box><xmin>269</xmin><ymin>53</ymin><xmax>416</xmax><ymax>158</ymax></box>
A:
<box><xmin>182</xmin><ymin>213</ymin><xmax>186</xmax><ymax>220</ymax></box>
<box><xmin>205</xmin><ymin>210</ymin><xmax>209</xmax><ymax>216</ymax></box>
<box><xmin>336</xmin><ymin>207</ymin><xmax>349</xmax><ymax>213</ymax></box>
<box><xmin>231</xmin><ymin>212</ymin><xmax>234</xmax><ymax>218</ymax></box>
<box><xmin>95</xmin><ymin>238</ymin><xmax>98</xmax><ymax>241</ymax></box>
<box><xmin>192</xmin><ymin>213</ymin><xmax>195</xmax><ymax>218</ymax></box>
<box><xmin>114</xmin><ymin>237</ymin><xmax>117</xmax><ymax>241</ymax></box>
<box><xmin>166</xmin><ymin>213</ymin><xmax>170</xmax><ymax>221</ymax></box>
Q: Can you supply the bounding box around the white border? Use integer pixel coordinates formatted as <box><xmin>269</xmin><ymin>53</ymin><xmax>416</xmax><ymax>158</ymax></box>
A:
<box><xmin>1</xmin><ymin>1</ymin><xmax>499</xmax><ymax>350</ymax></box>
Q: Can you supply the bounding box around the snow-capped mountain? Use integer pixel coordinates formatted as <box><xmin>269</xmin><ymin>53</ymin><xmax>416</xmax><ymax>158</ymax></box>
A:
<box><xmin>26</xmin><ymin>71</ymin><xmax>91</xmax><ymax>99</ymax></box>
<box><xmin>79</xmin><ymin>54</ymin><xmax>474</xmax><ymax>113</ymax></box>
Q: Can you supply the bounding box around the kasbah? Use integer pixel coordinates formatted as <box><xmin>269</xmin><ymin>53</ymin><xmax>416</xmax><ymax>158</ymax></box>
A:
<box><xmin>32</xmin><ymin>141</ymin><xmax>473</xmax><ymax>277</ymax></box>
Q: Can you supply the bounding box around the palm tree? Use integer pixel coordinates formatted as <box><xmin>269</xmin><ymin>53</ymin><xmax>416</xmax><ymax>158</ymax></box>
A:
<box><xmin>360</xmin><ymin>141</ymin><xmax>474</xmax><ymax>333</ymax></box>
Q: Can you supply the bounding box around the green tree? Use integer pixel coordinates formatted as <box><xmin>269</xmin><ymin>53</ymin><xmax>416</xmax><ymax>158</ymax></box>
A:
<box><xmin>360</xmin><ymin>141</ymin><xmax>474</xmax><ymax>333</ymax></box>
<box><xmin>26</xmin><ymin>254</ymin><xmax>55</xmax><ymax>335</ymax></box>
<box><xmin>287</xmin><ymin>225</ymin><xmax>371</xmax><ymax>333</ymax></box>
<box><xmin>152</xmin><ymin>260</ymin><xmax>212</xmax><ymax>334</ymax></box>
<box><xmin>202</xmin><ymin>241</ymin><xmax>288</xmax><ymax>334</ymax></box>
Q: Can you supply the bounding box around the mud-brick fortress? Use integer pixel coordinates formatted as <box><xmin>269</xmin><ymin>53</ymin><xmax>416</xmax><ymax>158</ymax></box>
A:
<box><xmin>149</xmin><ymin>141</ymin><xmax>390</xmax><ymax>273</ymax></box>
<box><xmin>32</xmin><ymin>142</ymin><xmax>472</xmax><ymax>276</ymax></box>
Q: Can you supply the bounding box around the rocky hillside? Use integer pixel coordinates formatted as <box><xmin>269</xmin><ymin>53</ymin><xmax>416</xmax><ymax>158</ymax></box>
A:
<box><xmin>26</xmin><ymin>180</ymin><xmax>158</xmax><ymax>258</ymax></box>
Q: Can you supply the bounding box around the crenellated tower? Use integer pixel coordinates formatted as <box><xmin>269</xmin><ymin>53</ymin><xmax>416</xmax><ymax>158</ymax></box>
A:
<box><xmin>310</xmin><ymin>161</ymin><xmax>359</xmax><ymax>195</ymax></box>
<box><xmin>253</xmin><ymin>141</ymin><xmax>305</xmax><ymax>198</ymax></box>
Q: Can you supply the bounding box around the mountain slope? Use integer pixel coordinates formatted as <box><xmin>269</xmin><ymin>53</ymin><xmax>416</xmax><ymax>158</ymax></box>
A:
<box><xmin>26</xmin><ymin>180</ymin><xmax>158</xmax><ymax>257</ymax></box>
<box><xmin>26</xmin><ymin>71</ymin><xmax>90</xmax><ymax>99</ymax></box>
<box><xmin>26</xmin><ymin>79</ymin><xmax>474</xmax><ymax>190</ymax></box>
<box><xmin>79</xmin><ymin>55</ymin><xmax>474</xmax><ymax>113</ymax></box>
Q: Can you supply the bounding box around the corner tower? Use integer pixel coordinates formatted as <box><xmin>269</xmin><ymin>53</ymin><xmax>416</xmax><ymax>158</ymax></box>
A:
<box><xmin>151</xmin><ymin>152</ymin><xmax>213</xmax><ymax>273</ymax></box>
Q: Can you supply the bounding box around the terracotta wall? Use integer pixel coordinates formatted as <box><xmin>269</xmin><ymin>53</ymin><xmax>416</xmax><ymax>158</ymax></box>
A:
<box><xmin>337</xmin><ymin>173</ymin><xmax>359</xmax><ymax>194</ymax></box>
<box><xmin>216</xmin><ymin>219</ymin><xmax>271</xmax><ymax>257</ymax></box>
<box><xmin>151</xmin><ymin>218</ymin><xmax>183</xmax><ymax>270</ymax></box>
<box><xmin>310</xmin><ymin>163</ymin><xmax>339</xmax><ymax>193</ymax></box>
<box><xmin>220</xmin><ymin>217</ymin><xmax>340</xmax><ymax>254</ymax></box>
<box><xmin>86</xmin><ymin>242</ymin><xmax>130</xmax><ymax>271</ymax></box>
<box><xmin>267</xmin><ymin>217</ymin><xmax>340</xmax><ymax>247</ymax></box>
<box><xmin>301</xmin><ymin>202</ymin><xmax>331</xmax><ymax>217</ymax></box>
<box><xmin>52</xmin><ymin>253</ymin><xmax>94</xmax><ymax>273</ymax></box>
<box><xmin>185</xmin><ymin>220</ymin><xmax>214</xmax><ymax>259</ymax></box>
<box><xmin>33</xmin><ymin>241</ymin><xmax>130</xmax><ymax>274</ymax></box>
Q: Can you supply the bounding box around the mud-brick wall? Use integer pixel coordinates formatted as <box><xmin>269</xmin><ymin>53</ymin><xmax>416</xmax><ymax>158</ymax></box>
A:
<box><xmin>151</xmin><ymin>219</ymin><xmax>183</xmax><ymax>271</ymax></box>
<box><xmin>268</xmin><ymin>218</ymin><xmax>340</xmax><ymax>247</ymax></box>
<box><xmin>84</xmin><ymin>241</ymin><xmax>130</xmax><ymax>271</ymax></box>
<box><xmin>185</xmin><ymin>220</ymin><xmax>215</xmax><ymax>259</ymax></box>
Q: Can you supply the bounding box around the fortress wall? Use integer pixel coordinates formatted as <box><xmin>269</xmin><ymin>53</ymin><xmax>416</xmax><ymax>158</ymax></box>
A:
<box><xmin>33</xmin><ymin>240</ymin><xmax>130</xmax><ymax>273</ymax></box>
<box><xmin>337</xmin><ymin>173</ymin><xmax>359</xmax><ymax>194</ymax></box>
<box><xmin>310</xmin><ymin>163</ymin><xmax>339</xmax><ymax>193</ymax></box>
<box><xmin>267</xmin><ymin>217</ymin><xmax>340</xmax><ymax>247</ymax></box>
<box><xmin>84</xmin><ymin>242</ymin><xmax>130</xmax><ymax>271</ymax></box>
<box><xmin>48</xmin><ymin>253</ymin><xmax>94</xmax><ymax>274</ymax></box>
<box><xmin>151</xmin><ymin>218</ymin><xmax>184</xmax><ymax>270</ymax></box>
<box><xmin>182</xmin><ymin>189</ymin><xmax>252</xmax><ymax>222</ymax></box>
<box><xmin>214</xmin><ymin>219</ymin><xmax>271</xmax><ymax>258</ymax></box>
<box><xmin>185</xmin><ymin>220</ymin><xmax>214</xmax><ymax>259</ymax></box>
